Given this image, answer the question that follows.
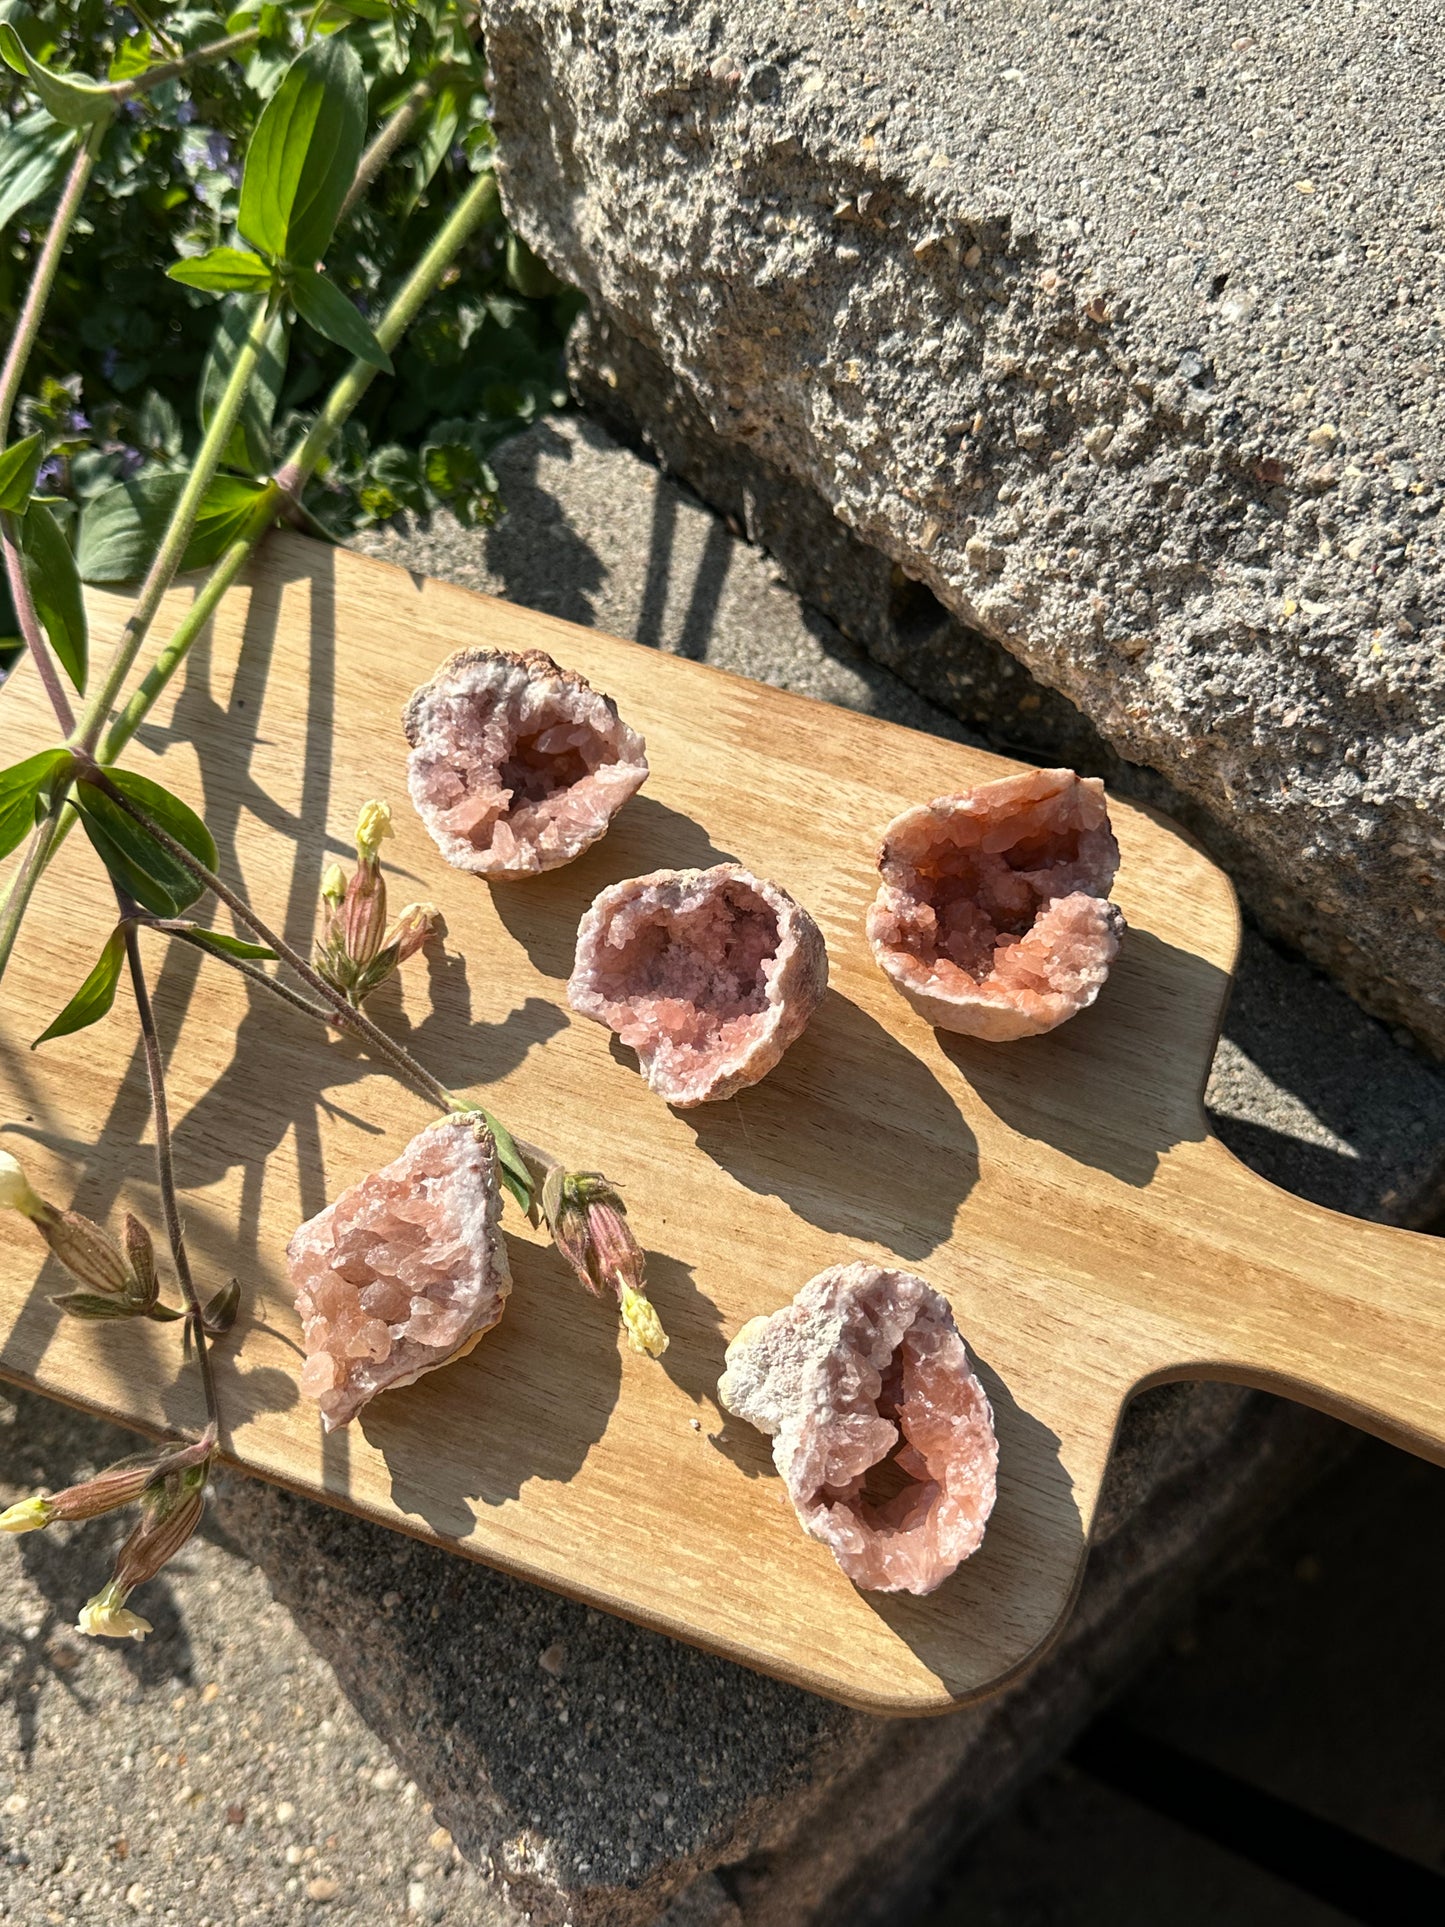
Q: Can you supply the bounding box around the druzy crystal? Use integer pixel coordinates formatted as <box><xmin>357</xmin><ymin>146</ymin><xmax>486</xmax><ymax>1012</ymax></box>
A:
<box><xmin>287</xmin><ymin>1116</ymin><xmax>511</xmax><ymax>1431</ymax></box>
<box><xmin>718</xmin><ymin>1263</ymin><xmax>998</xmax><ymax>1595</ymax></box>
<box><xmin>867</xmin><ymin>768</ymin><xmax>1125</xmax><ymax>1041</ymax></box>
<box><xmin>567</xmin><ymin>864</ymin><xmax>828</xmax><ymax>1106</ymax></box>
<box><xmin>404</xmin><ymin>647</ymin><xmax>648</xmax><ymax>879</ymax></box>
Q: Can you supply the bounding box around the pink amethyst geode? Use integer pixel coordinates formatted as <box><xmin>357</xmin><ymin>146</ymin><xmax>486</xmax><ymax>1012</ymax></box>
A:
<box><xmin>718</xmin><ymin>1263</ymin><xmax>998</xmax><ymax>1595</ymax></box>
<box><xmin>403</xmin><ymin>647</ymin><xmax>648</xmax><ymax>878</ymax></box>
<box><xmin>867</xmin><ymin>768</ymin><xmax>1125</xmax><ymax>1042</ymax></box>
<box><xmin>567</xmin><ymin>865</ymin><xmax>828</xmax><ymax>1106</ymax></box>
<box><xmin>287</xmin><ymin>1115</ymin><xmax>511</xmax><ymax>1431</ymax></box>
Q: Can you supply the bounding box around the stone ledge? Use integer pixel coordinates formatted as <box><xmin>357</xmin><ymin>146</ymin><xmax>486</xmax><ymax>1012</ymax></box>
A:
<box><xmin>477</xmin><ymin>0</ymin><xmax>1445</xmax><ymax>1052</ymax></box>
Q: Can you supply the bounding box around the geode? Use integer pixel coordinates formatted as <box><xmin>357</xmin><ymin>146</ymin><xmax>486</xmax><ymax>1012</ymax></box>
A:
<box><xmin>718</xmin><ymin>1263</ymin><xmax>998</xmax><ymax>1595</ymax></box>
<box><xmin>867</xmin><ymin>768</ymin><xmax>1125</xmax><ymax>1041</ymax></box>
<box><xmin>403</xmin><ymin>647</ymin><xmax>648</xmax><ymax>878</ymax></box>
<box><xmin>287</xmin><ymin>1115</ymin><xmax>511</xmax><ymax>1431</ymax></box>
<box><xmin>567</xmin><ymin>864</ymin><xmax>828</xmax><ymax>1106</ymax></box>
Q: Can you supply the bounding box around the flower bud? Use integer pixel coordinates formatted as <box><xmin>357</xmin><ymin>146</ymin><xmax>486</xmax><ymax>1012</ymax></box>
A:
<box><xmin>76</xmin><ymin>1580</ymin><xmax>153</xmax><ymax>1643</ymax></box>
<box><xmin>0</xmin><ymin>1495</ymin><xmax>55</xmax><ymax>1534</ymax></box>
<box><xmin>341</xmin><ymin>856</ymin><xmax>388</xmax><ymax>972</ymax></box>
<box><xmin>321</xmin><ymin>862</ymin><xmax>347</xmax><ymax>906</ymax></box>
<box><xmin>355</xmin><ymin>800</ymin><xmax>394</xmax><ymax>866</ymax></box>
<box><xmin>123</xmin><ymin>1213</ymin><xmax>158</xmax><ymax>1309</ymax></box>
<box><xmin>543</xmin><ymin>1172</ymin><xmax>668</xmax><ymax>1356</ymax></box>
<box><xmin>382</xmin><ymin>902</ymin><xmax>442</xmax><ymax>967</ymax></box>
<box><xmin>36</xmin><ymin>1207</ymin><xmax>133</xmax><ymax>1296</ymax></box>
<box><xmin>0</xmin><ymin>1149</ymin><xmax>46</xmax><ymax>1219</ymax></box>
<box><xmin>112</xmin><ymin>1463</ymin><xmax>207</xmax><ymax>1593</ymax></box>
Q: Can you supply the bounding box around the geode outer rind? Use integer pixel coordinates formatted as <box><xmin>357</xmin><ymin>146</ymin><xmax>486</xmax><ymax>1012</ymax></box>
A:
<box><xmin>718</xmin><ymin>1263</ymin><xmax>998</xmax><ymax>1595</ymax></box>
<box><xmin>403</xmin><ymin>646</ymin><xmax>648</xmax><ymax>879</ymax></box>
<box><xmin>287</xmin><ymin>1115</ymin><xmax>512</xmax><ymax>1432</ymax></box>
<box><xmin>868</xmin><ymin>768</ymin><xmax>1125</xmax><ymax>1041</ymax></box>
<box><xmin>567</xmin><ymin>863</ymin><xmax>829</xmax><ymax>1106</ymax></box>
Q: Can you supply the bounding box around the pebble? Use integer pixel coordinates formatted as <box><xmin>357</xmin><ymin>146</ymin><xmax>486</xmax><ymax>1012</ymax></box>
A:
<box><xmin>274</xmin><ymin>1802</ymin><xmax>297</xmax><ymax>1825</ymax></box>
<box><xmin>538</xmin><ymin>1643</ymin><xmax>566</xmax><ymax>1679</ymax></box>
<box><xmin>305</xmin><ymin>1876</ymin><xmax>340</xmax><ymax>1902</ymax></box>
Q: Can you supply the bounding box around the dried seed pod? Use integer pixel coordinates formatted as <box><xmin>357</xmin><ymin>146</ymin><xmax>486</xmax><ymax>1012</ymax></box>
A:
<box><xmin>286</xmin><ymin>1116</ymin><xmax>511</xmax><ymax>1431</ymax></box>
<box><xmin>403</xmin><ymin>648</ymin><xmax>648</xmax><ymax>879</ymax></box>
<box><xmin>568</xmin><ymin>864</ymin><xmax>828</xmax><ymax>1107</ymax></box>
<box><xmin>719</xmin><ymin>1263</ymin><xmax>998</xmax><ymax>1595</ymax></box>
<box><xmin>867</xmin><ymin>768</ymin><xmax>1125</xmax><ymax>1041</ymax></box>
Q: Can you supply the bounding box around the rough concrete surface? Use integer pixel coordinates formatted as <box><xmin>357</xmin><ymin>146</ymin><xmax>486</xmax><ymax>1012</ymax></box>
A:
<box><xmin>477</xmin><ymin>0</ymin><xmax>1445</xmax><ymax>1052</ymax></box>
<box><xmin>1</xmin><ymin>417</ymin><xmax>1440</xmax><ymax>1924</ymax></box>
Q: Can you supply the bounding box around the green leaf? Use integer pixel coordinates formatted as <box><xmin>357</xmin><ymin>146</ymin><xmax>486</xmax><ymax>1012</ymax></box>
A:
<box><xmin>75</xmin><ymin>472</ymin><xmax>272</xmax><ymax>584</ymax></box>
<box><xmin>0</xmin><ymin>433</ymin><xmax>44</xmax><ymax>511</ymax></box>
<box><xmin>290</xmin><ymin>271</ymin><xmax>392</xmax><ymax>372</ymax></box>
<box><xmin>238</xmin><ymin>34</ymin><xmax>366</xmax><ymax>268</ymax></box>
<box><xmin>75</xmin><ymin>472</ymin><xmax>184</xmax><ymax>583</ymax></box>
<box><xmin>325</xmin><ymin>0</ymin><xmax>390</xmax><ymax>16</ymax></box>
<box><xmin>0</xmin><ymin>746</ymin><xmax>72</xmax><ymax>860</ymax></box>
<box><xmin>108</xmin><ymin>33</ymin><xmax>152</xmax><ymax>83</ymax></box>
<box><xmin>0</xmin><ymin>24</ymin><xmax>117</xmax><ymax>127</ymax></box>
<box><xmin>185</xmin><ymin>927</ymin><xmax>276</xmax><ymax>961</ymax></box>
<box><xmin>168</xmin><ymin>246</ymin><xmax>275</xmax><ymax>293</ymax></box>
<box><xmin>73</xmin><ymin>768</ymin><xmax>217</xmax><ymax>918</ymax></box>
<box><xmin>16</xmin><ymin>501</ymin><xmax>87</xmax><ymax>689</ymax></box>
<box><xmin>145</xmin><ymin>1300</ymin><xmax>185</xmax><ymax>1322</ymax></box>
<box><xmin>33</xmin><ymin>923</ymin><xmax>127</xmax><ymax>1046</ymax></box>
<box><xmin>0</xmin><ymin>110</ymin><xmax>75</xmax><ymax>232</ymax></box>
<box><xmin>199</xmin><ymin>295</ymin><xmax>290</xmax><ymax>474</ymax></box>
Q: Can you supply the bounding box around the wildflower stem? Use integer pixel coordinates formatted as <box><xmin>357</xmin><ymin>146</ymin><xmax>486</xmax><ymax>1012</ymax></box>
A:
<box><xmin>120</xmin><ymin>921</ymin><xmax>221</xmax><ymax>1441</ymax></box>
<box><xmin>0</xmin><ymin>802</ymin><xmax>63</xmax><ymax>983</ymax></box>
<box><xmin>339</xmin><ymin>67</ymin><xmax>448</xmax><ymax>223</ymax></box>
<box><xmin>112</xmin><ymin>26</ymin><xmax>261</xmax><ymax>100</ymax></box>
<box><xmin>75</xmin><ymin>289</ymin><xmax>282</xmax><ymax>756</ymax></box>
<box><xmin>0</xmin><ymin>511</ymin><xmax>75</xmax><ymax>733</ymax></box>
<box><xmin>0</xmin><ymin>119</ymin><xmax>107</xmax><ymax>447</ymax></box>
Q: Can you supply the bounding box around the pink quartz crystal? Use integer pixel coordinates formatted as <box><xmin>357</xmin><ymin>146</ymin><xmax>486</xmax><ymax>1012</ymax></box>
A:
<box><xmin>867</xmin><ymin>768</ymin><xmax>1125</xmax><ymax>1041</ymax></box>
<box><xmin>718</xmin><ymin>1263</ymin><xmax>998</xmax><ymax>1595</ymax></box>
<box><xmin>287</xmin><ymin>1115</ymin><xmax>511</xmax><ymax>1431</ymax></box>
<box><xmin>403</xmin><ymin>647</ymin><xmax>648</xmax><ymax>879</ymax></box>
<box><xmin>567</xmin><ymin>864</ymin><xmax>828</xmax><ymax>1106</ymax></box>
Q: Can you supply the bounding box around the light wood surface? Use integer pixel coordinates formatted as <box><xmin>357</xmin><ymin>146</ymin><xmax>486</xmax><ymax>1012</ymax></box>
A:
<box><xmin>1</xmin><ymin>533</ymin><xmax>1441</xmax><ymax>1716</ymax></box>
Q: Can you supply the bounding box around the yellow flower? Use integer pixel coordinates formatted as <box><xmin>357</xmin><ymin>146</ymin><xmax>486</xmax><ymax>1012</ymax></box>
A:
<box><xmin>0</xmin><ymin>1494</ymin><xmax>54</xmax><ymax>1534</ymax></box>
<box><xmin>76</xmin><ymin>1580</ymin><xmax>152</xmax><ymax>1642</ymax></box>
<box><xmin>354</xmin><ymin>800</ymin><xmax>394</xmax><ymax>865</ymax></box>
<box><xmin>321</xmin><ymin>862</ymin><xmax>347</xmax><ymax>905</ymax></box>
<box><xmin>0</xmin><ymin>1149</ymin><xmax>45</xmax><ymax>1220</ymax></box>
<box><xmin>620</xmin><ymin>1285</ymin><xmax>669</xmax><ymax>1359</ymax></box>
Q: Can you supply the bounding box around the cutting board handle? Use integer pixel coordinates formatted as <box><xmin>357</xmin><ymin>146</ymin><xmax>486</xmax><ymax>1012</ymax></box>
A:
<box><xmin>1145</xmin><ymin>1137</ymin><xmax>1445</xmax><ymax>1463</ymax></box>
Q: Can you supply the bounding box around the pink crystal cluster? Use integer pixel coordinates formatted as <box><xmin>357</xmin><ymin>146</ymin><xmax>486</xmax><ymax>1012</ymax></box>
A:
<box><xmin>404</xmin><ymin>647</ymin><xmax>648</xmax><ymax>878</ymax></box>
<box><xmin>287</xmin><ymin>1116</ymin><xmax>511</xmax><ymax>1431</ymax></box>
<box><xmin>568</xmin><ymin>864</ymin><xmax>828</xmax><ymax>1105</ymax></box>
<box><xmin>868</xmin><ymin>768</ymin><xmax>1125</xmax><ymax>1041</ymax></box>
<box><xmin>718</xmin><ymin>1263</ymin><xmax>998</xmax><ymax>1594</ymax></box>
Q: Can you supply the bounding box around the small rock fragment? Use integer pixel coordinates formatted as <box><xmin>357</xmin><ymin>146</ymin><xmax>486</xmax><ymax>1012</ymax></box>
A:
<box><xmin>287</xmin><ymin>1116</ymin><xmax>511</xmax><ymax>1431</ymax></box>
<box><xmin>568</xmin><ymin>864</ymin><xmax>828</xmax><ymax>1105</ymax></box>
<box><xmin>719</xmin><ymin>1263</ymin><xmax>998</xmax><ymax>1594</ymax></box>
<box><xmin>867</xmin><ymin>768</ymin><xmax>1124</xmax><ymax>1040</ymax></box>
<box><xmin>403</xmin><ymin>647</ymin><xmax>648</xmax><ymax>878</ymax></box>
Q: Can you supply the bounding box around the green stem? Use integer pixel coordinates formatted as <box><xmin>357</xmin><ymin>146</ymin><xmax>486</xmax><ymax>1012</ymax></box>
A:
<box><xmin>339</xmin><ymin>68</ymin><xmax>447</xmax><ymax>223</ymax></box>
<box><xmin>122</xmin><ymin>920</ymin><xmax>221</xmax><ymax>1439</ymax></box>
<box><xmin>113</xmin><ymin>25</ymin><xmax>260</xmax><ymax>98</ymax></box>
<box><xmin>120</xmin><ymin>166</ymin><xmax>501</xmax><ymax>741</ymax></box>
<box><xmin>1</xmin><ymin>511</ymin><xmax>74</xmax><ymax>733</ymax></box>
<box><xmin>0</xmin><ymin>801</ymin><xmax>62</xmax><ymax>982</ymax></box>
<box><xmin>274</xmin><ymin>166</ymin><xmax>499</xmax><ymax>501</ymax></box>
<box><xmin>0</xmin><ymin>119</ymin><xmax>107</xmax><ymax>447</ymax></box>
<box><xmin>75</xmin><ymin>290</ymin><xmax>281</xmax><ymax>755</ymax></box>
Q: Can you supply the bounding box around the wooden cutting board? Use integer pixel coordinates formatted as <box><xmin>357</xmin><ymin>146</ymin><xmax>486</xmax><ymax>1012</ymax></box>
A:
<box><xmin>1</xmin><ymin>532</ymin><xmax>1442</xmax><ymax>1716</ymax></box>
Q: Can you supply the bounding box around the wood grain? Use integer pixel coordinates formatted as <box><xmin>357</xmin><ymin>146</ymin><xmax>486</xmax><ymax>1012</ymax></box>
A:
<box><xmin>0</xmin><ymin>533</ymin><xmax>1441</xmax><ymax>1716</ymax></box>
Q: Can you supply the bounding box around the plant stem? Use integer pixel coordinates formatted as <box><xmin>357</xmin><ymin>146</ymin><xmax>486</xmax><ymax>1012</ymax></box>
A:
<box><xmin>0</xmin><ymin>120</ymin><xmax>107</xmax><ymax>447</ymax></box>
<box><xmin>1</xmin><ymin>512</ymin><xmax>74</xmax><ymax>733</ymax></box>
<box><xmin>114</xmin><ymin>26</ymin><xmax>261</xmax><ymax>99</ymax></box>
<box><xmin>339</xmin><ymin>69</ymin><xmax>446</xmax><ymax>223</ymax></box>
<box><xmin>127</xmin><ymin>2</ymin><xmax>180</xmax><ymax>55</ymax></box>
<box><xmin>274</xmin><ymin>166</ymin><xmax>499</xmax><ymax>500</ymax></box>
<box><xmin>0</xmin><ymin>802</ymin><xmax>62</xmax><ymax>981</ymax></box>
<box><xmin>76</xmin><ymin>291</ymin><xmax>281</xmax><ymax>755</ymax></box>
<box><xmin>122</xmin><ymin>921</ymin><xmax>221</xmax><ymax>1441</ymax></box>
<box><xmin>115</xmin><ymin>166</ymin><xmax>501</xmax><ymax>747</ymax></box>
